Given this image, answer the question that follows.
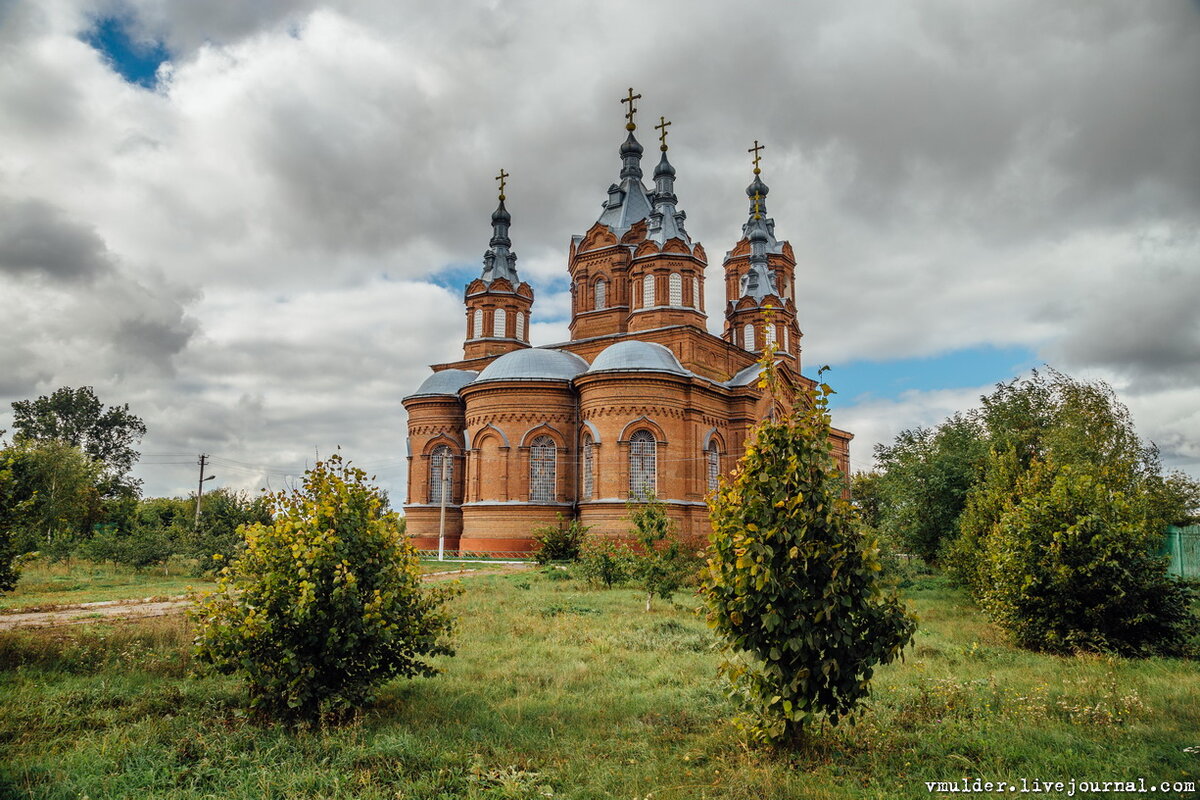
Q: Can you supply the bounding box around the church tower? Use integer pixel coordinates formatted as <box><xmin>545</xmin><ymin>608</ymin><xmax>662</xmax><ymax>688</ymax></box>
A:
<box><xmin>626</xmin><ymin>116</ymin><xmax>708</xmax><ymax>334</ymax></box>
<box><xmin>463</xmin><ymin>170</ymin><xmax>535</xmax><ymax>361</ymax></box>
<box><xmin>723</xmin><ymin>142</ymin><xmax>800</xmax><ymax>372</ymax></box>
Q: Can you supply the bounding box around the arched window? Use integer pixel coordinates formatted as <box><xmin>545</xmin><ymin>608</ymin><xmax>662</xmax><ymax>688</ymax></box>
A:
<box><xmin>642</xmin><ymin>274</ymin><xmax>655</xmax><ymax>308</ymax></box>
<box><xmin>743</xmin><ymin>323</ymin><xmax>755</xmax><ymax>351</ymax></box>
<box><xmin>515</xmin><ymin>309</ymin><xmax>525</xmax><ymax>341</ymax></box>
<box><xmin>493</xmin><ymin>307</ymin><xmax>506</xmax><ymax>338</ymax></box>
<box><xmin>594</xmin><ymin>279</ymin><xmax>607</xmax><ymax>310</ymax></box>
<box><xmin>582</xmin><ymin>432</ymin><xmax>594</xmax><ymax>500</ymax></box>
<box><xmin>429</xmin><ymin>445</ymin><xmax>453</xmax><ymax>504</ymax></box>
<box><xmin>764</xmin><ymin>323</ymin><xmax>777</xmax><ymax>349</ymax></box>
<box><xmin>706</xmin><ymin>441</ymin><xmax>720</xmax><ymax>493</ymax></box>
<box><xmin>669</xmin><ymin>273</ymin><xmax>682</xmax><ymax>306</ymax></box>
<box><xmin>473</xmin><ymin>308</ymin><xmax>483</xmax><ymax>339</ymax></box>
<box><xmin>783</xmin><ymin>326</ymin><xmax>790</xmax><ymax>353</ymax></box>
<box><xmin>529</xmin><ymin>435</ymin><xmax>556</xmax><ymax>503</ymax></box>
<box><xmin>629</xmin><ymin>430</ymin><xmax>657</xmax><ymax>498</ymax></box>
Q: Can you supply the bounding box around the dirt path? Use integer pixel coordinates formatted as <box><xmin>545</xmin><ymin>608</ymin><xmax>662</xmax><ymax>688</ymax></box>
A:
<box><xmin>0</xmin><ymin>563</ymin><xmax>531</xmax><ymax>630</ymax></box>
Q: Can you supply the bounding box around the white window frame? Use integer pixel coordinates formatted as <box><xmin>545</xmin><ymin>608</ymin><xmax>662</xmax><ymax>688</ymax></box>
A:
<box><xmin>642</xmin><ymin>274</ymin><xmax>655</xmax><ymax>308</ymax></box>
<box><xmin>429</xmin><ymin>445</ymin><xmax>453</xmax><ymax>504</ymax></box>
<box><xmin>669</xmin><ymin>273</ymin><xmax>682</xmax><ymax>306</ymax></box>
<box><xmin>594</xmin><ymin>279</ymin><xmax>607</xmax><ymax>311</ymax></box>
<box><xmin>493</xmin><ymin>307</ymin><xmax>506</xmax><ymax>338</ymax></box>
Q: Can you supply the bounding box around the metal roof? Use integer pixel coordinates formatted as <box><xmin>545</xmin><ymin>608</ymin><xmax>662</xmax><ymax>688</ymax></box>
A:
<box><xmin>474</xmin><ymin>348</ymin><xmax>589</xmax><ymax>383</ymax></box>
<box><xmin>587</xmin><ymin>340</ymin><xmax>690</xmax><ymax>376</ymax></box>
<box><xmin>405</xmin><ymin>369</ymin><xmax>478</xmax><ymax>399</ymax></box>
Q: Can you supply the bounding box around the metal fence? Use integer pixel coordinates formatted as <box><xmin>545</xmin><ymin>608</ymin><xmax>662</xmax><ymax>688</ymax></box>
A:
<box><xmin>1162</xmin><ymin>525</ymin><xmax>1200</xmax><ymax>580</ymax></box>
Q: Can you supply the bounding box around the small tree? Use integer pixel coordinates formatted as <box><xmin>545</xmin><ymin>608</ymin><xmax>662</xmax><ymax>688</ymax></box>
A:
<box><xmin>704</xmin><ymin>360</ymin><xmax>915</xmax><ymax>746</ymax></box>
<box><xmin>628</xmin><ymin>493</ymin><xmax>694</xmax><ymax>612</ymax></box>
<box><xmin>192</xmin><ymin>454</ymin><xmax>456</xmax><ymax>725</ymax></box>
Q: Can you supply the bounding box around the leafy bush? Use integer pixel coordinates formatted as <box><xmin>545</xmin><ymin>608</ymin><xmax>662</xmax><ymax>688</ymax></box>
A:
<box><xmin>77</xmin><ymin>525</ymin><xmax>174</xmax><ymax>571</ymax></box>
<box><xmin>577</xmin><ymin>536</ymin><xmax>637</xmax><ymax>588</ymax></box>
<box><xmin>704</xmin><ymin>361</ymin><xmax>915</xmax><ymax>746</ymax></box>
<box><xmin>192</xmin><ymin>454</ymin><xmax>457</xmax><ymax>725</ymax></box>
<box><xmin>949</xmin><ymin>371</ymin><xmax>1199</xmax><ymax>656</ymax></box>
<box><xmin>530</xmin><ymin>513</ymin><xmax>589</xmax><ymax>564</ymax></box>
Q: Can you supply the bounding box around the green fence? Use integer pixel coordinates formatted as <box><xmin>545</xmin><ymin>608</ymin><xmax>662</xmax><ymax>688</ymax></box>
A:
<box><xmin>1162</xmin><ymin>525</ymin><xmax>1200</xmax><ymax>580</ymax></box>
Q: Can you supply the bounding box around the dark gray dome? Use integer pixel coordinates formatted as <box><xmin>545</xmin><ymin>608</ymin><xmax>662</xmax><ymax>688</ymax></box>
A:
<box><xmin>475</xmin><ymin>348</ymin><xmax>589</xmax><ymax>383</ymax></box>
<box><xmin>588</xmin><ymin>341</ymin><xmax>689</xmax><ymax>375</ymax></box>
<box><xmin>406</xmin><ymin>369</ymin><xmax>478</xmax><ymax>398</ymax></box>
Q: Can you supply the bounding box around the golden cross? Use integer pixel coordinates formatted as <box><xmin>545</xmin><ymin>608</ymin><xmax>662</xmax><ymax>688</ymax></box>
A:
<box><xmin>495</xmin><ymin>168</ymin><xmax>509</xmax><ymax>201</ymax></box>
<box><xmin>621</xmin><ymin>87</ymin><xmax>642</xmax><ymax>131</ymax></box>
<box><xmin>752</xmin><ymin>191</ymin><xmax>763</xmax><ymax>220</ymax></box>
<box><xmin>749</xmin><ymin>140</ymin><xmax>765</xmax><ymax>174</ymax></box>
<box><xmin>655</xmin><ymin>116</ymin><xmax>672</xmax><ymax>151</ymax></box>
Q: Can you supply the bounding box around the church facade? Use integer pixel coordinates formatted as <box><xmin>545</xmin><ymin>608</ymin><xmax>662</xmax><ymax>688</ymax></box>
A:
<box><xmin>403</xmin><ymin>95</ymin><xmax>852</xmax><ymax>554</ymax></box>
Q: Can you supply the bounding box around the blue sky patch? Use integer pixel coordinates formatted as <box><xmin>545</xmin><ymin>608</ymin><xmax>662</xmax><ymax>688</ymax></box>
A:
<box><xmin>824</xmin><ymin>345</ymin><xmax>1041</xmax><ymax>409</ymax></box>
<box><xmin>82</xmin><ymin>15</ymin><xmax>169</xmax><ymax>88</ymax></box>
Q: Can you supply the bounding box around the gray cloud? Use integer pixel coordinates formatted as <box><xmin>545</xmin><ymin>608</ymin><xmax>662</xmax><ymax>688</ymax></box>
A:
<box><xmin>0</xmin><ymin>197</ymin><xmax>112</xmax><ymax>281</ymax></box>
<box><xmin>1</xmin><ymin>0</ymin><xmax>1197</xmax><ymax>497</ymax></box>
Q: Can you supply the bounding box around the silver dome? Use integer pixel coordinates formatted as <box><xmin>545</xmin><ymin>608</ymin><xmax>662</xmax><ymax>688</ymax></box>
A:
<box><xmin>587</xmin><ymin>341</ymin><xmax>690</xmax><ymax>375</ymax></box>
<box><xmin>406</xmin><ymin>369</ymin><xmax>478</xmax><ymax>398</ymax></box>
<box><xmin>475</xmin><ymin>348</ymin><xmax>589</xmax><ymax>383</ymax></box>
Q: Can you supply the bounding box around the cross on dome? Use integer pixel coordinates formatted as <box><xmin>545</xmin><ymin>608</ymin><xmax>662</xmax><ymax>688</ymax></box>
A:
<box><xmin>621</xmin><ymin>87</ymin><xmax>642</xmax><ymax>131</ymax></box>
<box><xmin>655</xmin><ymin>116</ymin><xmax>672</xmax><ymax>151</ymax></box>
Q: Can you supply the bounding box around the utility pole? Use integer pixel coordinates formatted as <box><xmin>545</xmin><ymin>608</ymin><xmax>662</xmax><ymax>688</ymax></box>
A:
<box><xmin>437</xmin><ymin>455</ymin><xmax>450</xmax><ymax>561</ymax></box>
<box><xmin>194</xmin><ymin>454</ymin><xmax>216</xmax><ymax>529</ymax></box>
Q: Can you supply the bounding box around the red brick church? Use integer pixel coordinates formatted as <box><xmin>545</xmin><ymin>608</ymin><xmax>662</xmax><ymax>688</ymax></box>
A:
<box><xmin>403</xmin><ymin>91</ymin><xmax>851</xmax><ymax>553</ymax></box>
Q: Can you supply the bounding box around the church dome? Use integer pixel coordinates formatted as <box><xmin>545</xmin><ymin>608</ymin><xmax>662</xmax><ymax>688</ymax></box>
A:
<box><xmin>406</xmin><ymin>368</ymin><xmax>478</xmax><ymax>398</ymax></box>
<box><xmin>587</xmin><ymin>341</ymin><xmax>690</xmax><ymax>375</ymax></box>
<box><xmin>474</xmin><ymin>348</ymin><xmax>589</xmax><ymax>383</ymax></box>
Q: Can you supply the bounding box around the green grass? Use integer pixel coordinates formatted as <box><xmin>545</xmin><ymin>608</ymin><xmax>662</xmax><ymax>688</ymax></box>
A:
<box><xmin>0</xmin><ymin>560</ymin><xmax>213</xmax><ymax>612</ymax></box>
<box><xmin>0</xmin><ymin>570</ymin><xmax>1197</xmax><ymax>798</ymax></box>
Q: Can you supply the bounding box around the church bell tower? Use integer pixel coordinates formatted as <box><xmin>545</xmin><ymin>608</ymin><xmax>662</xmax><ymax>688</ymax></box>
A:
<box><xmin>463</xmin><ymin>170</ymin><xmax>535</xmax><ymax>361</ymax></box>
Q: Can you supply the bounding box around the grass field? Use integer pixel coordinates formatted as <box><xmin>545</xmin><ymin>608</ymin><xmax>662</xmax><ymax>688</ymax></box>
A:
<box><xmin>0</xmin><ymin>560</ymin><xmax>213</xmax><ymax>612</ymax></box>
<box><xmin>0</xmin><ymin>568</ymin><xmax>1197</xmax><ymax>799</ymax></box>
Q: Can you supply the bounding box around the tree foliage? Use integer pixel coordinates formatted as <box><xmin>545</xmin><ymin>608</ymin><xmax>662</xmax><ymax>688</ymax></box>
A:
<box><xmin>704</xmin><ymin>361</ymin><xmax>915</xmax><ymax>745</ymax></box>
<box><xmin>577</xmin><ymin>536</ymin><xmax>637</xmax><ymax>588</ymax></box>
<box><xmin>627</xmin><ymin>493</ymin><xmax>696</xmax><ymax>612</ymax></box>
<box><xmin>872</xmin><ymin>413</ymin><xmax>986</xmax><ymax>564</ymax></box>
<box><xmin>11</xmin><ymin>386</ymin><xmax>146</xmax><ymax>496</ymax></box>
<box><xmin>530</xmin><ymin>513</ymin><xmax>589</xmax><ymax>564</ymax></box>
<box><xmin>948</xmin><ymin>370</ymin><xmax>1199</xmax><ymax>655</ymax></box>
<box><xmin>1</xmin><ymin>439</ymin><xmax>103</xmax><ymax>556</ymax></box>
<box><xmin>192</xmin><ymin>454</ymin><xmax>456</xmax><ymax>724</ymax></box>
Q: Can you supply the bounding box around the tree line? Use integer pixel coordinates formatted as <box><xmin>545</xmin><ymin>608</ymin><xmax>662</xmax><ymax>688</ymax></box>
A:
<box><xmin>0</xmin><ymin>386</ymin><xmax>269</xmax><ymax>589</ymax></box>
<box><xmin>857</xmin><ymin>369</ymin><xmax>1200</xmax><ymax>656</ymax></box>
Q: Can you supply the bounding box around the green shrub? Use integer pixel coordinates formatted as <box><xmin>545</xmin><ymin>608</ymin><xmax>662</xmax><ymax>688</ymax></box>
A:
<box><xmin>704</xmin><ymin>359</ymin><xmax>915</xmax><ymax>746</ymax></box>
<box><xmin>191</xmin><ymin>453</ymin><xmax>457</xmax><ymax>725</ymax></box>
<box><xmin>530</xmin><ymin>513</ymin><xmax>589</xmax><ymax>564</ymax></box>
<box><xmin>578</xmin><ymin>536</ymin><xmax>637</xmax><ymax>588</ymax></box>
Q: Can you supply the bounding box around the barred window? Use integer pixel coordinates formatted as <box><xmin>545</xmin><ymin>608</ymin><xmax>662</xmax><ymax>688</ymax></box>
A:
<box><xmin>515</xmin><ymin>309</ymin><xmax>525</xmax><ymax>341</ymax></box>
<box><xmin>493</xmin><ymin>307</ymin><xmax>506</xmax><ymax>338</ymax></box>
<box><xmin>706</xmin><ymin>441</ymin><xmax>720</xmax><ymax>493</ymax></box>
<box><xmin>642</xmin><ymin>274</ymin><xmax>655</xmax><ymax>308</ymax></box>
<box><xmin>743</xmin><ymin>323</ymin><xmax>755</xmax><ymax>351</ymax></box>
<box><xmin>429</xmin><ymin>445</ymin><xmax>453</xmax><ymax>504</ymax></box>
<box><xmin>783</xmin><ymin>326</ymin><xmax>790</xmax><ymax>353</ymax></box>
<box><xmin>629</xmin><ymin>430</ymin><xmax>657</xmax><ymax>499</ymax></box>
<box><xmin>530</xmin><ymin>435</ymin><xmax>556</xmax><ymax>503</ymax></box>
<box><xmin>473</xmin><ymin>308</ymin><xmax>483</xmax><ymax>339</ymax></box>
<box><xmin>764</xmin><ymin>323</ymin><xmax>777</xmax><ymax>349</ymax></box>
<box><xmin>582</xmin><ymin>433</ymin><xmax>594</xmax><ymax>499</ymax></box>
<box><xmin>669</xmin><ymin>273</ymin><xmax>682</xmax><ymax>306</ymax></box>
<box><xmin>594</xmin><ymin>279</ymin><xmax>607</xmax><ymax>310</ymax></box>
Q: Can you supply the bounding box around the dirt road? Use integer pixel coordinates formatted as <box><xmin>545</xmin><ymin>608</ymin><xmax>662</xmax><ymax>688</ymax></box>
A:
<box><xmin>0</xmin><ymin>564</ymin><xmax>531</xmax><ymax>630</ymax></box>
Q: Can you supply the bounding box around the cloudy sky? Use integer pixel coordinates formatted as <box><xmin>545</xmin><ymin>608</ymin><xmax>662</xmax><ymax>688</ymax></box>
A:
<box><xmin>1</xmin><ymin>0</ymin><xmax>1197</xmax><ymax>501</ymax></box>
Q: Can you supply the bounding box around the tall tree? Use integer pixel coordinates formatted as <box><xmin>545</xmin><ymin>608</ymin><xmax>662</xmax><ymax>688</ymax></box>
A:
<box><xmin>704</xmin><ymin>361</ymin><xmax>914</xmax><ymax>745</ymax></box>
<box><xmin>11</xmin><ymin>386</ymin><xmax>146</xmax><ymax>496</ymax></box>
